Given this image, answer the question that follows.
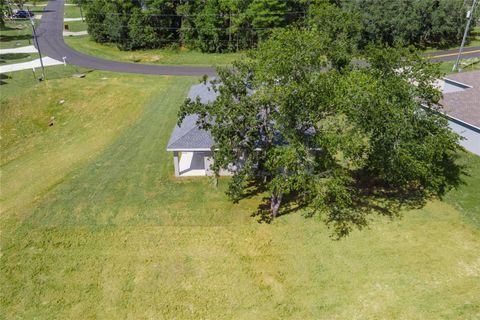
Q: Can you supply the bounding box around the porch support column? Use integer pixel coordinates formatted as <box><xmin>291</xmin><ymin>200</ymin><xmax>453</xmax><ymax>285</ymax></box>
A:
<box><xmin>173</xmin><ymin>151</ymin><xmax>180</xmax><ymax>177</ymax></box>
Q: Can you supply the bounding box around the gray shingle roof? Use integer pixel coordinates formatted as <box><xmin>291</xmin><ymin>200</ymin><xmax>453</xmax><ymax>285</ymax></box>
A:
<box><xmin>188</xmin><ymin>81</ymin><xmax>219</xmax><ymax>104</ymax></box>
<box><xmin>166</xmin><ymin>82</ymin><xmax>218</xmax><ymax>151</ymax></box>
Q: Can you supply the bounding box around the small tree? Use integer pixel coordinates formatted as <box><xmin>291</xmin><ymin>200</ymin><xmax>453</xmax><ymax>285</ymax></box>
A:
<box><xmin>247</xmin><ymin>0</ymin><xmax>287</xmax><ymax>42</ymax></box>
<box><xmin>85</xmin><ymin>0</ymin><xmax>109</xmax><ymax>43</ymax></box>
<box><xmin>179</xmin><ymin>21</ymin><xmax>462</xmax><ymax>236</ymax></box>
<box><xmin>127</xmin><ymin>9</ymin><xmax>159</xmax><ymax>50</ymax></box>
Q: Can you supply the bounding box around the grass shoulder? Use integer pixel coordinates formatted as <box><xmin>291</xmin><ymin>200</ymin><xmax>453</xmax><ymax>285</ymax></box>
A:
<box><xmin>64</xmin><ymin>36</ymin><xmax>244</xmax><ymax>67</ymax></box>
<box><xmin>438</xmin><ymin>58</ymin><xmax>480</xmax><ymax>75</ymax></box>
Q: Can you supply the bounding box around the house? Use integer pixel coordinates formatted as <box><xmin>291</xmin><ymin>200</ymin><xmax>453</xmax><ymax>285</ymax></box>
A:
<box><xmin>438</xmin><ymin>71</ymin><xmax>480</xmax><ymax>156</ymax></box>
<box><xmin>167</xmin><ymin>71</ymin><xmax>480</xmax><ymax>177</ymax></box>
<box><xmin>166</xmin><ymin>81</ymin><xmax>229</xmax><ymax>177</ymax></box>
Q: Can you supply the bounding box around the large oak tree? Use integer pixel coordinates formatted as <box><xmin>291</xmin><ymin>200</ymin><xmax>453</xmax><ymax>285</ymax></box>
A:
<box><xmin>179</xmin><ymin>6</ymin><xmax>462</xmax><ymax>236</ymax></box>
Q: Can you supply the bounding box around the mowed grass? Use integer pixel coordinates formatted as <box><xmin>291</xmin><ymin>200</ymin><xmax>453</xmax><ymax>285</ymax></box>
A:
<box><xmin>439</xmin><ymin>59</ymin><xmax>480</xmax><ymax>75</ymax></box>
<box><xmin>63</xmin><ymin>4</ymin><xmax>83</xmax><ymax>18</ymax></box>
<box><xmin>445</xmin><ymin>152</ymin><xmax>480</xmax><ymax>228</ymax></box>
<box><xmin>0</xmin><ymin>52</ymin><xmax>39</xmax><ymax>65</ymax></box>
<box><xmin>64</xmin><ymin>20</ymin><xmax>88</xmax><ymax>32</ymax></box>
<box><xmin>64</xmin><ymin>36</ymin><xmax>244</xmax><ymax>67</ymax></box>
<box><xmin>0</xmin><ymin>20</ymin><xmax>35</xmax><ymax>49</ymax></box>
<box><xmin>1</xmin><ymin>71</ymin><xmax>480</xmax><ymax>319</ymax></box>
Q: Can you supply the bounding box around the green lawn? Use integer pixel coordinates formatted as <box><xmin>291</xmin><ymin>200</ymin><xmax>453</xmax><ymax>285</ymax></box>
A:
<box><xmin>1</xmin><ymin>70</ymin><xmax>479</xmax><ymax>319</ymax></box>
<box><xmin>0</xmin><ymin>20</ymin><xmax>40</xmax><ymax>66</ymax></box>
<box><xmin>64</xmin><ymin>20</ymin><xmax>88</xmax><ymax>32</ymax></box>
<box><xmin>445</xmin><ymin>152</ymin><xmax>480</xmax><ymax>228</ymax></box>
<box><xmin>63</xmin><ymin>4</ymin><xmax>83</xmax><ymax>18</ymax></box>
<box><xmin>24</xmin><ymin>1</ymin><xmax>49</xmax><ymax>6</ymax></box>
<box><xmin>438</xmin><ymin>58</ymin><xmax>480</xmax><ymax>75</ymax></box>
<box><xmin>64</xmin><ymin>36</ymin><xmax>244</xmax><ymax>67</ymax></box>
<box><xmin>0</xmin><ymin>52</ymin><xmax>39</xmax><ymax>65</ymax></box>
<box><xmin>0</xmin><ymin>21</ymin><xmax>35</xmax><ymax>49</ymax></box>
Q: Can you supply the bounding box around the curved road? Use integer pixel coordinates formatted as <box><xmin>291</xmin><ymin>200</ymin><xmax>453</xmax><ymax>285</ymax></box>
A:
<box><xmin>36</xmin><ymin>0</ymin><xmax>479</xmax><ymax>73</ymax></box>
<box><xmin>36</xmin><ymin>0</ymin><xmax>216</xmax><ymax>76</ymax></box>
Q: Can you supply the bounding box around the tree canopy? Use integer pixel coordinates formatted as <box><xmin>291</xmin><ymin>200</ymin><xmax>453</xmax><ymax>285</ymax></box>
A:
<box><xmin>83</xmin><ymin>0</ymin><xmax>476</xmax><ymax>52</ymax></box>
<box><xmin>178</xmin><ymin>6</ymin><xmax>463</xmax><ymax>236</ymax></box>
<box><xmin>343</xmin><ymin>0</ymin><xmax>471</xmax><ymax>48</ymax></box>
<box><xmin>85</xmin><ymin>0</ymin><xmax>308</xmax><ymax>51</ymax></box>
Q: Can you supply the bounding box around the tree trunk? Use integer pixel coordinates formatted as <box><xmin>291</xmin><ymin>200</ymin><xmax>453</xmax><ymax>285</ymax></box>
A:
<box><xmin>270</xmin><ymin>192</ymin><xmax>283</xmax><ymax>218</ymax></box>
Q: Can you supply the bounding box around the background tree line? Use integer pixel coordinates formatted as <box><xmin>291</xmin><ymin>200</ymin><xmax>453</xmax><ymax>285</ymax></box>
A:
<box><xmin>345</xmin><ymin>0</ymin><xmax>477</xmax><ymax>48</ymax></box>
<box><xmin>83</xmin><ymin>0</ymin><xmax>477</xmax><ymax>52</ymax></box>
<box><xmin>85</xmin><ymin>0</ymin><xmax>309</xmax><ymax>51</ymax></box>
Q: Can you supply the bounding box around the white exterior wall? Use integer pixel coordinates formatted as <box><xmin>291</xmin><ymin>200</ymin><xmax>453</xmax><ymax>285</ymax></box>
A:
<box><xmin>204</xmin><ymin>154</ymin><xmax>215</xmax><ymax>176</ymax></box>
<box><xmin>204</xmin><ymin>153</ymin><xmax>234</xmax><ymax>176</ymax></box>
<box><xmin>448</xmin><ymin>119</ymin><xmax>480</xmax><ymax>156</ymax></box>
<box><xmin>421</xmin><ymin>104</ymin><xmax>480</xmax><ymax>157</ymax></box>
<box><xmin>173</xmin><ymin>151</ymin><xmax>233</xmax><ymax>177</ymax></box>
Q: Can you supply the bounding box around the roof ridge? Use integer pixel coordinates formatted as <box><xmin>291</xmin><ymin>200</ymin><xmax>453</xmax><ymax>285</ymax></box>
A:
<box><xmin>167</xmin><ymin>115</ymin><xmax>201</xmax><ymax>148</ymax></box>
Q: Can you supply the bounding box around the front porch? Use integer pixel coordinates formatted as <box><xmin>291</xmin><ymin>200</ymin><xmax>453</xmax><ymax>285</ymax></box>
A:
<box><xmin>173</xmin><ymin>151</ymin><xmax>213</xmax><ymax>177</ymax></box>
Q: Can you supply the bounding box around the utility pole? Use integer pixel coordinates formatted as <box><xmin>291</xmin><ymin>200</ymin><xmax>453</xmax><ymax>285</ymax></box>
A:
<box><xmin>453</xmin><ymin>0</ymin><xmax>478</xmax><ymax>72</ymax></box>
<box><xmin>228</xmin><ymin>10</ymin><xmax>232</xmax><ymax>45</ymax></box>
<box><xmin>29</xmin><ymin>10</ymin><xmax>45</xmax><ymax>81</ymax></box>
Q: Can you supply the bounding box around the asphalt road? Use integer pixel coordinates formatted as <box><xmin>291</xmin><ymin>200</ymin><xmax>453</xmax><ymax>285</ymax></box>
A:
<box><xmin>427</xmin><ymin>46</ymin><xmax>480</xmax><ymax>62</ymax></box>
<box><xmin>36</xmin><ymin>0</ymin><xmax>479</xmax><ymax>73</ymax></box>
<box><xmin>35</xmin><ymin>0</ymin><xmax>216</xmax><ymax>76</ymax></box>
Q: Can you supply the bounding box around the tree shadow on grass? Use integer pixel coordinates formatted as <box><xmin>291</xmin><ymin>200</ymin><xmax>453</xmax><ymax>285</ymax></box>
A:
<box><xmin>0</xmin><ymin>25</ymin><xmax>26</xmax><ymax>31</ymax></box>
<box><xmin>251</xmin><ymin>192</ymin><xmax>307</xmax><ymax>223</ymax></box>
<box><xmin>241</xmin><ymin>179</ymin><xmax>267</xmax><ymax>199</ymax></box>
<box><xmin>247</xmin><ymin>153</ymin><xmax>466</xmax><ymax>237</ymax></box>
<box><xmin>321</xmin><ymin>160</ymin><xmax>466</xmax><ymax>238</ymax></box>
<box><xmin>0</xmin><ymin>34</ymin><xmax>33</xmax><ymax>43</ymax></box>
<box><xmin>0</xmin><ymin>53</ymin><xmax>32</xmax><ymax>64</ymax></box>
<box><xmin>0</xmin><ymin>73</ymin><xmax>12</xmax><ymax>85</ymax></box>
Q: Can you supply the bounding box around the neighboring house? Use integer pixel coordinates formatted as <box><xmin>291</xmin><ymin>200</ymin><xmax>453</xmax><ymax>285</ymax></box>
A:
<box><xmin>438</xmin><ymin>71</ymin><xmax>480</xmax><ymax>156</ymax></box>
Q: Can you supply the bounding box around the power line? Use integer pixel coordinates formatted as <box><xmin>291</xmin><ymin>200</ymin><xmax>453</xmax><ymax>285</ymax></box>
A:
<box><xmin>70</xmin><ymin>21</ymin><xmax>300</xmax><ymax>31</ymax></box>
<box><xmin>85</xmin><ymin>11</ymin><xmax>308</xmax><ymax>18</ymax></box>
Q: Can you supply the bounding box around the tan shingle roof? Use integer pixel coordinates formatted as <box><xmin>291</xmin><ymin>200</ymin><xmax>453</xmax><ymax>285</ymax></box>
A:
<box><xmin>441</xmin><ymin>71</ymin><xmax>480</xmax><ymax>128</ymax></box>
